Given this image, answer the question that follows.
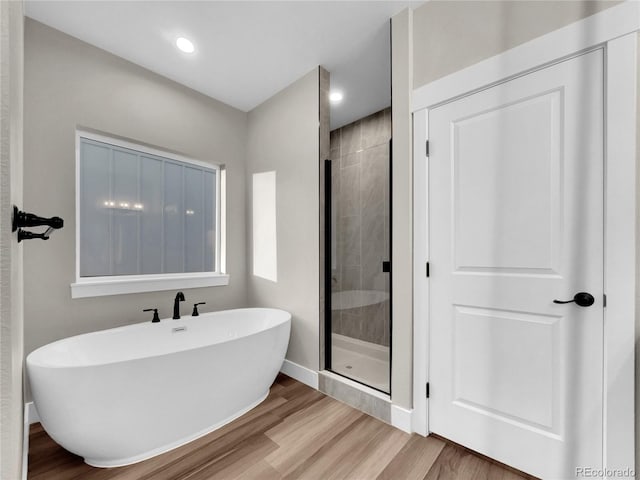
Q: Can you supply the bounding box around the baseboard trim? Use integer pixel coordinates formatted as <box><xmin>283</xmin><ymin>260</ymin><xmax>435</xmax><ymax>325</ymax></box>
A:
<box><xmin>390</xmin><ymin>404</ymin><xmax>413</xmax><ymax>434</ymax></box>
<box><xmin>25</xmin><ymin>401</ymin><xmax>39</xmax><ymax>425</ymax></box>
<box><xmin>280</xmin><ymin>359</ymin><xmax>318</xmax><ymax>389</ymax></box>
<box><xmin>23</xmin><ymin>401</ymin><xmax>39</xmax><ymax>479</ymax></box>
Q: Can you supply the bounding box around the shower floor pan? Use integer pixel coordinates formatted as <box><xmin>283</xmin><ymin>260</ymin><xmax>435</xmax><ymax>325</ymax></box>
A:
<box><xmin>331</xmin><ymin>333</ymin><xmax>389</xmax><ymax>393</ymax></box>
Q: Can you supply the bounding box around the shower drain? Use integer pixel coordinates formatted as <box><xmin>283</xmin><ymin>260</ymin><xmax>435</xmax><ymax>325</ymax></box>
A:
<box><xmin>346</xmin><ymin>365</ymin><xmax>352</xmax><ymax>369</ymax></box>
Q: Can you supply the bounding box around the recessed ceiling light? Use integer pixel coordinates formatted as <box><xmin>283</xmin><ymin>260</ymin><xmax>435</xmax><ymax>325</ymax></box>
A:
<box><xmin>176</xmin><ymin>37</ymin><xmax>195</xmax><ymax>54</ymax></box>
<box><xmin>329</xmin><ymin>91</ymin><xmax>344</xmax><ymax>103</ymax></box>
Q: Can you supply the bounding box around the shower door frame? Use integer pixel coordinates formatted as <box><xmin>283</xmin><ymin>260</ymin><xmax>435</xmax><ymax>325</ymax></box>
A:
<box><xmin>324</xmin><ymin>159</ymin><xmax>332</xmax><ymax>372</ymax></box>
<box><xmin>324</xmin><ymin>139</ymin><xmax>393</xmax><ymax>395</ymax></box>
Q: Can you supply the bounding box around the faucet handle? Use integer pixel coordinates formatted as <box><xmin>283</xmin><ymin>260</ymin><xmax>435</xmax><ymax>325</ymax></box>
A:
<box><xmin>192</xmin><ymin>302</ymin><xmax>206</xmax><ymax>317</ymax></box>
<box><xmin>143</xmin><ymin>308</ymin><xmax>160</xmax><ymax>323</ymax></box>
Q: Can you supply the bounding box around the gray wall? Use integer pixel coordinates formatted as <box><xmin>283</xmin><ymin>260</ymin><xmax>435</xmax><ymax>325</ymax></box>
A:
<box><xmin>246</xmin><ymin>68</ymin><xmax>320</xmax><ymax>371</ymax></box>
<box><xmin>390</xmin><ymin>7</ymin><xmax>414</xmax><ymax>409</ymax></box>
<box><xmin>23</xmin><ymin>20</ymin><xmax>248</xmax><ymax>391</ymax></box>
<box><xmin>413</xmin><ymin>0</ymin><xmax>620</xmax><ymax>89</ymax></box>
<box><xmin>330</xmin><ymin>108</ymin><xmax>391</xmax><ymax>347</ymax></box>
<box><xmin>0</xmin><ymin>2</ymin><xmax>24</xmax><ymax>478</ymax></box>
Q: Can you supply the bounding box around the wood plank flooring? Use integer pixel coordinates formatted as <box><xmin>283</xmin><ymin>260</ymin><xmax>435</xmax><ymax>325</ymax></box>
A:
<box><xmin>28</xmin><ymin>374</ymin><xmax>537</xmax><ymax>480</ymax></box>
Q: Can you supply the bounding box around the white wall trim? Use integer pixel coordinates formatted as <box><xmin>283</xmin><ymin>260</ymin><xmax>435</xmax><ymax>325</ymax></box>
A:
<box><xmin>412</xmin><ymin>108</ymin><xmax>428</xmax><ymax>437</ymax></box>
<box><xmin>70</xmin><ymin>273</ymin><xmax>230</xmax><ymax>299</ymax></box>
<box><xmin>21</xmin><ymin>406</ymin><xmax>29</xmax><ymax>480</ymax></box>
<box><xmin>25</xmin><ymin>402</ymin><xmax>39</xmax><ymax>425</ymax></box>
<box><xmin>22</xmin><ymin>402</ymin><xmax>38</xmax><ymax>480</ymax></box>
<box><xmin>412</xmin><ymin>4</ymin><xmax>637</xmax><ymax>473</ymax></box>
<box><xmin>602</xmin><ymin>32</ymin><xmax>637</xmax><ymax>472</ymax></box>
<box><xmin>280</xmin><ymin>359</ymin><xmax>318</xmax><ymax>389</ymax></box>
<box><xmin>412</xmin><ymin>1</ymin><xmax>640</xmax><ymax>112</ymax></box>
<box><xmin>390</xmin><ymin>404</ymin><xmax>413</xmax><ymax>434</ymax></box>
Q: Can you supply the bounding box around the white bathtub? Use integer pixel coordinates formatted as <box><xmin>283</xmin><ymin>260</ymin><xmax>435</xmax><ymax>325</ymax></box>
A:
<box><xmin>27</xmin><ymin>308</ymin><xmax>291</xmax><ymax>467</ymax></box>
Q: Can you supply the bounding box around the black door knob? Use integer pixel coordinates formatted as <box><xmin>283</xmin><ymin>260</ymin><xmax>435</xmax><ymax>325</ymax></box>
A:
<box><xmin>553</xmin><ymin>292</ymin><xmax>595</xmax><ymax>307</ymax></box>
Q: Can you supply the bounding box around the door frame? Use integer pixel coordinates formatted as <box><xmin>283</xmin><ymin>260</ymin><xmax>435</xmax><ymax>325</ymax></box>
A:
<box><xmin>412</xmin><ymin>1</ymin><xmax>638</xmax><ymax>472</ymax></box>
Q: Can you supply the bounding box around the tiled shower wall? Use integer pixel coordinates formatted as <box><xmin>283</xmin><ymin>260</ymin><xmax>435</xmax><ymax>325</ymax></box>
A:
<box><xmin>330</xmin><ymin>107</ymin><xmax>391</xmax><ymax>346</ymax></box>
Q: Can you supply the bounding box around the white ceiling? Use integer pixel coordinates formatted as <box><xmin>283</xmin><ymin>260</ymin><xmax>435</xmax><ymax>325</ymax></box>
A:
<box><xmin>25</xmin><ymin>1</ymin><xmax>421</xmax><ymax>130</ymax></box>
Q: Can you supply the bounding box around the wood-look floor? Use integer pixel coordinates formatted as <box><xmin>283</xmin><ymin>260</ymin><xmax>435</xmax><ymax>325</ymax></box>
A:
<box><xmin>28</xmin><ymin>374</ymin><xmax>537</xmax><ymax>480</ymax></box>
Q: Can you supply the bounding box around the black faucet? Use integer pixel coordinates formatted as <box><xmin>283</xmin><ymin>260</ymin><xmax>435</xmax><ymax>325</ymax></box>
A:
<box><xmin>173</xmin><ymin>291</ymin><xmax>185</xmax><ymax>319</ymax></box>
<box><xmin>192</xmin><ymin>302</ymin><xmax>206</xmax><ymax>316</ymax></box>
<box><xmin>143</xmin><ymin>308</ymin><xmax>160</xmax><ymax>323</ymax></box>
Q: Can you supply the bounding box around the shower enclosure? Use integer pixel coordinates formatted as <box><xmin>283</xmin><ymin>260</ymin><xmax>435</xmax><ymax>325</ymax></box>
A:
<box><xmin>325</xmin><ymin>107</ymin><xmax>391</xmax><ymax>393</ymax></box>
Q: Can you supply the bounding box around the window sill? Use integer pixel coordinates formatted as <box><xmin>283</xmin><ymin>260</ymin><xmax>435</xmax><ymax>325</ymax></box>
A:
<box><xmin>70</xmin><ymin>273</ymin><xmax>230</xmax><ymax>299</ymax></box>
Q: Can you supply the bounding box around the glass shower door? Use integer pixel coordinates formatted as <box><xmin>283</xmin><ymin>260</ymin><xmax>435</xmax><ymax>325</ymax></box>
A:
<box><xmin>325</xmin><ymin>109</ymin><xmax>391</xmax><ymax>393</ymax></box>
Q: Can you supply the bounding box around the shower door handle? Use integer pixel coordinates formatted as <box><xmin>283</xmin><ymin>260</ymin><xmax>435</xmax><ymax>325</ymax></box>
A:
<box><xmin>382</xmin><ymin>261</ymin><xmax>391</xmax><ymax>273</ymax></box>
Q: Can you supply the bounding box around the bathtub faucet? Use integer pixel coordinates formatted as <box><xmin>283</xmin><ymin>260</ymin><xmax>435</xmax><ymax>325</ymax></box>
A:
<box><xmin>173</xmin><ymin>291</ymin><xmax>185</xmax><ymax>320</ymax></box>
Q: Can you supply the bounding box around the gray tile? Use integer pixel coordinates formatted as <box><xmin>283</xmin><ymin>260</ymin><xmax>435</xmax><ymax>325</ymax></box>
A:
<box><xmin>330</xmin><ymin>129</ymin><xmax>341</xmax><ymax>155</ymax></box>
<box><xmin>361</xmin><ymin>214</ymin><xmax>386</xmax><ymax>266</ymax></box>
<box><xmin>338</xmin><ymin>215</ymin><xmax>361</xmax><ymax>267</ymax></box>
<box><xmin>318</xmin><ymin>372</ymin><xmax>391</xmax><ymax>423</ymax></box>
<box><xmin>360</xmin><ymin>303</ymin><xmax>375</xmax><ymax>341</ymax></box>
<box><xmin>361</xmin><ymin>144</ymin><xmax>389</xmax><ymax>220</ymax></box>
<box><xmin>362</xmin><ymin>108</ymin><xmax>391</xmax><ymax>149</ymax></box>
<box><xmin>384</xmin><ymin>212</ymin><xmax>390</xmax><ymax>252</ymax></box>
<box><xmin>339</xmin><ymin>164</ymin><xmax>360</xmax><ymax>217</ymax></box>
<box><xmin>361</xmin><ymin>189</ymin><xmax>387</xmax><ymax>283</ymax></box>
<box><xmin>362</xmin><ymin>263</ymin><xmax>387</xmax><ymax>292</ymax></box>
<box><xmin>340</xmin><ymin>121</ymin><xmax>362</xmax><ymax>155</ymax></box>
<box><xmin>356</xmin><ymin>306</ymin><xmax>372</xmax><ymax>343</ymax></box>
<box><xmin>369</xmin><ymin>301</ymin><xmax>389</xmax><ymax>346</ymax></box>
<box><xmin>382</xmin><ymin>299</ymin><xmax>391</xmax><ymax>346</ymax></box>
<box><xmin>360</xmin><ymin>303</ymin><xmax>375</xmax><ymax>344</ymax></box>
<box><xmin>342</xmin><ymin>150</ymin><xmax>361</xmax><ymax>168</ymax></box>
<box><xmin>361</xmin><ymin>142</ymin><xmax>389</xmax><ymax>175</ymax></box>
<box><xmin>331</xmin><ymin>271</ymin><xmax>341</xmax><ymax>292</ymax></box>
<box><xmin>384</xmin><ymin>107</ymin><xmax>391</xmax><ymax>133</ymax></box>
<box><xmin>342</xmin><ymin>311</ymin><xmax>363</xmax><ymax>333</ymax></box>
<box><xmin>361</xmin><ymin>212</ymin><xmax>385</xmax><ymax>252</ymax></box>
<box><xmin>331</xmin><ymin>161</ymin><xmax>340</xmax><ymax>210</ymax></box>
<box><xmin>331</xmin><ymin>311</ymin><xmax>343</xmax><ymax>334</ymax></box>
<box><xmin>360</xmin><ymin>182</ymin><xmax>386</xmax><ymax>219</ymax></box>
<box><xmin>331</xmin><ymin>157</ymin><xmax>341</xmax><ymax>185</ymax></box>
<box><xmin>342</xmin><ymin>266</ymin><xmax>362</xmax><ymax>292</ymax></box>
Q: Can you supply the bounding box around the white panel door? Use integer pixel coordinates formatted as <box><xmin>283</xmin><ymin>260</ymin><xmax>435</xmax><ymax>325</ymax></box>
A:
<box><xmin>428</xmin><ymin>50</ymin><xmax>603</xmax><ymax>479</ymax></box>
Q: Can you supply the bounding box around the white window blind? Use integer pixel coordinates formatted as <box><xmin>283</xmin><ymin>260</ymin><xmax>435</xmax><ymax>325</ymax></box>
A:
<box><xmin>79</xmin><ymin>136</ymin><xmax>218</xmax><ymax>278</ymax></box>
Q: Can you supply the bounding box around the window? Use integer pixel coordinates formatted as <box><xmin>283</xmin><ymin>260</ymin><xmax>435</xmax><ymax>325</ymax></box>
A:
<box><xmin>71</xmin><ymin>131</ymin><xmax>227</xmax><ymax>298</ymax></box>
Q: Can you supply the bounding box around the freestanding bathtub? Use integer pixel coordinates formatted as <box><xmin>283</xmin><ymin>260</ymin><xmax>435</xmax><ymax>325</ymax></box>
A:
<box><xmin>27</xmin><ymin>308</ymin><xmax>291</xmax><ymax>467</ymax></box>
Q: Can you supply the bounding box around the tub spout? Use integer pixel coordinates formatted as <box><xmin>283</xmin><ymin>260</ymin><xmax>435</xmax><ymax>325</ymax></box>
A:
<box><xmin>173</xmin><ymin>292</ymin><xmax>185</xmax><ymax>320</ymax></box>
